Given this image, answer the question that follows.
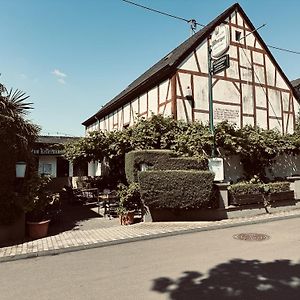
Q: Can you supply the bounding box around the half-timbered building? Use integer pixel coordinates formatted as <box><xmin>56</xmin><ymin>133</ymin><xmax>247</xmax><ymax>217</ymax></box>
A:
<box><xmin>83</xmin><ymin>3</ymin><xmax>299</xmax><ymax>135</ymax></box>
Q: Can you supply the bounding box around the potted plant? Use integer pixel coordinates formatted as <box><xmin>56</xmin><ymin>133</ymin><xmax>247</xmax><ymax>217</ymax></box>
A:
<box><xmin>25</xmin><ymin>175</ymin><xmax>60</xmax><ymax>239</ymax></box>
<box><xmin>116</xmin><ymin>182</ymin><xmax>142</xmax><ymax>225</ymax></box>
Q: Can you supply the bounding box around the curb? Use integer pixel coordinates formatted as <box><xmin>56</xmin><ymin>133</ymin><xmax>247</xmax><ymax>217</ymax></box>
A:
<box><xmin>1</xmin><ymin>210</ymin><xmax>300</xmax><ymax>263</ymax></box>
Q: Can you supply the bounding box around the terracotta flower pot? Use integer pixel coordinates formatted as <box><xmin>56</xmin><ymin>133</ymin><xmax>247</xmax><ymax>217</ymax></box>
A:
<box><xmin>27</xmin><ymin>220</ymin><xmax>50</xmax><ymax>239</ymax></box>
<box><xmin>119</xmin><ymin>211</ymin><xmax>135</xmax><ymax>225</ymax></box>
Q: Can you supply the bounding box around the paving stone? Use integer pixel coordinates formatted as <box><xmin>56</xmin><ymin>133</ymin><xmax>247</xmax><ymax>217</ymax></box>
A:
<box><xmin>1</xmin><ymin>208</ymin><xmax>300</xmax><ymax>262</ymax></box>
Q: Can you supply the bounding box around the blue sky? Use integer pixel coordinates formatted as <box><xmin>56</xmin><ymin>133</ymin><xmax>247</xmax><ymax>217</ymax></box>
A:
<box><xmin>1</xmin><ymin>0</ymin><xmax>299</xmax><ymax>136</ymax></box>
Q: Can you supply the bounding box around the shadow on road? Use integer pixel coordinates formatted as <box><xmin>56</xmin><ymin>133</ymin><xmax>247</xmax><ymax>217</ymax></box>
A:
<box><xmin>152</xmin><ymin>259</ymin><xmax>300</xmax><ymax>299</ymax></box>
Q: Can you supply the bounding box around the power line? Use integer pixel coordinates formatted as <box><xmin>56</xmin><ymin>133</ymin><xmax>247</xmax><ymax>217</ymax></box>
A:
<box><xmin>266</xmin><ymin>45</ymin><xmax>300</xmax><ymax>55</ymax></box>
<box><xmin>121</xmin><ymin>0</ymin><xmax>205</xmax><ymax>27</ymax></box>
<box><xmin>121</xmin><ymin>0</ymin><xmax>300</xmax><ymax>55</ymax></box>
<box><xmin>238</xmin><ymin>24</ymin><xmax>267</xmax><ymax>42</ymax></box>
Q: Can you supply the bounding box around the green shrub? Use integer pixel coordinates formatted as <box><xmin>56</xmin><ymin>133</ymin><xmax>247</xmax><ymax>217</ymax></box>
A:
<box><xmin>138</xmin><ymin>170</ymin><xmax>215</xmax><ymax>209</ymax></box>
<box><xmin>166</xmin><ymin>157</ymin><xmax>208</xmax><ymax>171</ymax></box>
<box><xmin>125</xmin><ymin>150</ymin><xmax>171</xmax><ymax>183</ymax></box>
<box><xmin>125</xmin><ymin>150</ymin><xmax>208</xmax><ymax>183</ymax></box>
<box><xmin>229</xmin><ymin>181</ymin><xmax>290</xmax><ymax>196</ymax></box>
<box><xmin>265</xmin><ymin>182</ymin><xmax>290</xmax><ymax>193</ymax></box>
<box><xmin>116</xmin><ymin>182</ymin><xmax>143</xmax><ymax>215</ymax></box>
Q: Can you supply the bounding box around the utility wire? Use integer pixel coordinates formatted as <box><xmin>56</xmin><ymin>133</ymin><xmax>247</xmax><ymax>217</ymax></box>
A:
<box><xmin>267</xmin><ymin>45</ymin><xmax>300</xmax><ymax>55</ymax></box>
<box><xmin>121</xmin><ymin>0</ymin><xmax>205</xmax><ymax>27</ymax></box>
<box><xmin>238</xmin><ymin>23</ymin><xmax>267</xmax><ymax>42</ymax></box>
<box><xmin>121</xmin><ymin>0</ymin><xmax>300</xmax><ymax>55</ymax></box>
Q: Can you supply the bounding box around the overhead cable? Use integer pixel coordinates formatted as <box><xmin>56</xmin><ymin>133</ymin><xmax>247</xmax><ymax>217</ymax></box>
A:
<box><xmin>121</xmin><ymin>0</ymin><xmax>300</xmax><ymax>55</ymax></box>
<box><xmin>121</xmin><ymin>0</ymin><xmax>205</xmax><ymax>27</ymax></box>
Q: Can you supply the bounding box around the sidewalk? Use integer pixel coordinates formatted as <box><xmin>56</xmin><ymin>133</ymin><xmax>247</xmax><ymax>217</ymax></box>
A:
<box><xmin>1</xmin><ymin>208</ymin><xmax>300</xmax><ymax>263</ymax></box>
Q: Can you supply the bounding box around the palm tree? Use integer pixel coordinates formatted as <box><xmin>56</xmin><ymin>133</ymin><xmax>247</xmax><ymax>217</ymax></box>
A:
<box><xmin>0</xmin><ymin>82</ymin><xmax>40</xmax><ymax>225</ymax></box>
<box><xmin>0</xmin><ymin>84</ymin><xmax>39</xmax><ymax>148</ymax></box>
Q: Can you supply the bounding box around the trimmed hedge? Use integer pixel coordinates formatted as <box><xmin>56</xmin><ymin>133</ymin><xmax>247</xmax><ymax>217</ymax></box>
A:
<box><xmin>125</xmin><ymin>150</ymin><xmax>208</xmax><ymax>183</ymax></box>
<box><xmin>138</xmin><ymin>170</ymin><xmax>215</xmax><ymax>209</ymax></box>
<box><xmin>229</xmin><ymin>181</ymin><xmax>290</xmax><ymax>196</ymax></box>
<box><xmin>229</xmin><ymin>181</ymin><xmax>292</xmax><ymax>205</ymax></box>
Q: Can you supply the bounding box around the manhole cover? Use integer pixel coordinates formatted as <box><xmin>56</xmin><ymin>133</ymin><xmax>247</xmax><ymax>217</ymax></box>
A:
<box><xmin>233</xmin><ymin>233</ymin><xmax>270</xmax><ymax>241</ymax></box>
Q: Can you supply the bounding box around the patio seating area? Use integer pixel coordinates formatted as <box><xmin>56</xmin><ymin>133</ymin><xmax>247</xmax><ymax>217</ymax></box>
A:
<box><xmin>46</xmin><ymin>182</ymin><xmax>143</xmax><ymax>237</ymax></box>
<box><xmin>65</xmin><ymin>186</ymin><xmax>119</xmax><ymax>218</ymax></box>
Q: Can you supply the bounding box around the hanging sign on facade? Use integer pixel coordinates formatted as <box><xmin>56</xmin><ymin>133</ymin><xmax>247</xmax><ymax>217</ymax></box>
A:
<box><xmin>211</xmin><ymin>24</ymin><xmax>230</xmax><ymax>59</ymax></box>
<box><xmin>211</xmin><ymin>54</ymin><xmax>230</xmax><ymax>75</ymax></box>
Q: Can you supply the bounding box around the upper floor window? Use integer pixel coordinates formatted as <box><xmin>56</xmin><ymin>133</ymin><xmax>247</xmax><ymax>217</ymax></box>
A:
<box><xmin>235</xmin><ymin>31</ymin><xmax>242</xmax><ymax>42</ymax></box>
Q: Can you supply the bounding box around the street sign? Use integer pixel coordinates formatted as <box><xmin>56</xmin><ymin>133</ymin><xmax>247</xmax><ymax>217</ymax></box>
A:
<box><xmin>211</xmin><ymin>54</ymin><xmax>230</xmax><ymax>75</ymax></box>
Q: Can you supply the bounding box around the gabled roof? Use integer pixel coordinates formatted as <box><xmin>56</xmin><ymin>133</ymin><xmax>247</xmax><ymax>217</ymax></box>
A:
<box><xmin>83</xmin><ymin>3</ymin><xmax>239</xmax><ymax>126</ymax></box>
<box><xmin>83</xmin><ymin>3</ymin><xmax>299</xmax><ymax>126</ymax></box>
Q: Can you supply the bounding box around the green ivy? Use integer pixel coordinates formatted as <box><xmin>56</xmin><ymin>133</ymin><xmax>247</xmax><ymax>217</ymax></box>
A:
<box><xmin>64</xmin><ymin>116</ymin><xmax>300</xmax><ymax>183</ymax></box>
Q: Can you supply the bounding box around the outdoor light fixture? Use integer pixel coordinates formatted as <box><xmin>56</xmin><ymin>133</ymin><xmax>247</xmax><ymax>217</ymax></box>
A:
<box><xmin>185</xmin><ymin>86</ymin><xmax>193</xmax><ymax>100</ymax></box>
<box><xmin>16</xmin><ymin>161</ymin><xmax>27</xmax><ymax>178</ymax></box>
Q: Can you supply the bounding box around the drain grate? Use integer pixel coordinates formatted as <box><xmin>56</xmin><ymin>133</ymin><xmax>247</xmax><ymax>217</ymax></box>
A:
<box><xmin>233</xmin><ymin>233</ymin><xmax>270</xmax><ymax>241</ymax></box>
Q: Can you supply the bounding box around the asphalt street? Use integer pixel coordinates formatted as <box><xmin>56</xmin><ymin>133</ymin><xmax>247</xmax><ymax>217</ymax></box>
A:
<box><xmin>1</xmin><ymin>217</ymin><xmax>299</xmax><ymax>300</ymax></box>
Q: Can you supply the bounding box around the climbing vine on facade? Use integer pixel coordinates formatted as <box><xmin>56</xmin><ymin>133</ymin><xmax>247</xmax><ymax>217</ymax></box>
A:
<box><xmin>64</xmin><ymin>115</ymin><xmax>300</xmax><ymax>182</ymax></box>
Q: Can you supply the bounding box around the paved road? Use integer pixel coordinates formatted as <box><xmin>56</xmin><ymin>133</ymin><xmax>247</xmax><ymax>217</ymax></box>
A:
<box><xmin>1</xmin><ymin>217</ymin><xmax>300</xmax><ymax>300</ymax></box>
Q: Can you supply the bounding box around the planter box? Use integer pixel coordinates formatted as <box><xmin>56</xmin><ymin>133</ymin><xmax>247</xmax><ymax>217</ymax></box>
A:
<box><xmin>270</xmin><ymin>190</ymin><xmax>294</xmax><ymax>202</ymax></box>
<box><xmin>230</xmin><ymin>193</ymin><xmax>263</xmax><ymax>205</ymax></box>
<box><xmin>230</xmin><ymin>191</ymin><xmax>294</xmax><ymax>206</ymax></box>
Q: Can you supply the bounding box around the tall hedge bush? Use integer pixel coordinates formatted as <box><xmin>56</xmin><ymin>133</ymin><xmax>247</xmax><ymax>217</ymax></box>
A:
<box><xmin>138</xmin><ymin>170</ymin><xmax>215</xmax><ymax>209</ymax></box>
<box><xmin>125</xmin><ymin>150</ymin><xmax>208</xmax><ymax>183</ymax></box>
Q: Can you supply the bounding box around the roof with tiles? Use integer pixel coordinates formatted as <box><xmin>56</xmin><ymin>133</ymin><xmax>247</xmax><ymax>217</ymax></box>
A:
<box><xmin>36</xmin><ymin>136</ymin><xmax>80</xmax><ymax>145</ymax></box>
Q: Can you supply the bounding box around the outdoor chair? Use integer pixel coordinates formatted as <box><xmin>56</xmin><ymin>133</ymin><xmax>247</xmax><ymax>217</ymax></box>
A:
<box><xmin>99</xmin><ymin>190</ymin><xmax>119</xmax><ymax>219</ymax></box>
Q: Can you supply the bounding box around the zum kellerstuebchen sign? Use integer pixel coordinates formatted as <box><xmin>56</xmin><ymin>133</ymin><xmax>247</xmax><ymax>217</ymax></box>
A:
<box><xmin>32</xmin><ymin>148</ymin><xmax>64</xmax><ymax>155</ymax></box>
